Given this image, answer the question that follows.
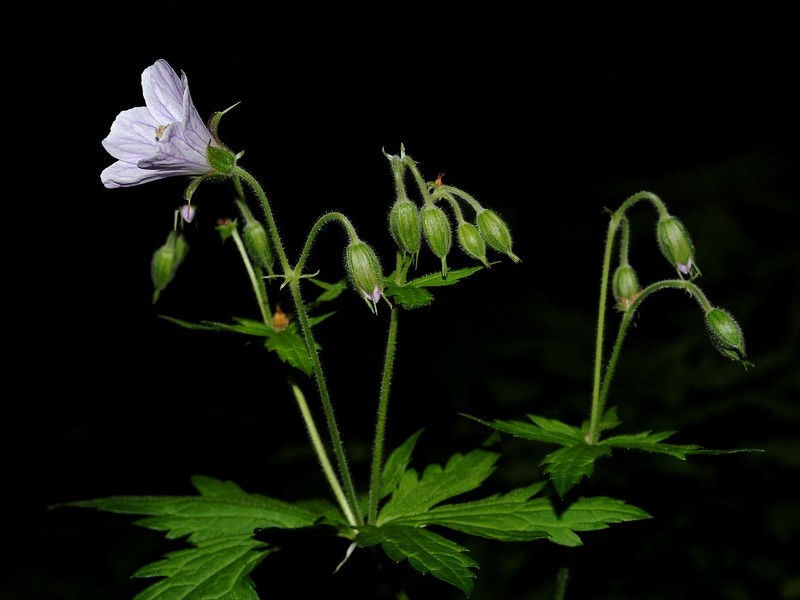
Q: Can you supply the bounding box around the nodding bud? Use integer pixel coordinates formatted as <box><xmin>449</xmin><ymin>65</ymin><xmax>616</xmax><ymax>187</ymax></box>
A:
<box><xmin>612</xmin><ymin>264</ymin><xmax>641</xmax><ymax>310</ymax></box>
<box><xmin>457</xmin><ymin>221</ymin><xmax>489</xmax><ymax>267</ymax></box>
<box><xmin>388</xmin><ymin>197</ymin><xmax>421</xmax><ymax>256</ymax></box>
<box><xmin>656</xmin><ymin>215</ymin><xmax>699</xmax><ymax>278</ymax></box>
<box><xmin>151</xmin><ymin>230</ymin><xmax>189</xmax><ymax>304</ymax></box>
<box><xmin>243</xmin><ymin>219</ymin><xmax>275</xmax><ymax>271</ymax></box>
<box><xmin>704</xmin><ymin>307</ymin><xmax>750</xmax><ymax>366</ymax></box>
<box><xmin>476</xmin><ymin>209</ymin><xmax>520</xmax><ymax>263</ymax></box>
<box><xmin>180</xmin><ymin>204</ymin><xmax>196</xmax><ymax>224</ymax></box>
<box><xmin>345</xmin><ymin>240</ymin><xmax>385</xmax><ymax>314</ymax></box>
<box><xmin>421</xmin><ymin>203</ymin><xmax>452</xmax><ymax>277</ymax></box>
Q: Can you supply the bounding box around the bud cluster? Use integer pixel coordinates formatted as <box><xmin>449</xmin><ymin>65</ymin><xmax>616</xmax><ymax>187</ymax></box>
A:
<box><xmin>383</xmin><ymin>152</ymin><xmax>520</xmax><ymax>277</ymax></box>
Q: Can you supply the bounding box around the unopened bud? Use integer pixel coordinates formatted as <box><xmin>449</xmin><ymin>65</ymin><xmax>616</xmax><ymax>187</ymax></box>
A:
<box><xmin>151</xmin><ymin>231</ymin><xmax>189</xmax><ymax>304</ymax></box>
<box><xmin>180</xmin><ymin>204</ymin><xmax>196</xmax><ymax>224</ymax></box>
<box><xmin>243</xmin><ymin>220</ymin><xmax>275</xmax><ymax>271</ymax></box>
<box><xmin>657</xmin><ymin>215</ymin><xmax>698</xmax><ymax>278</ymax></box>
<box><xmin>388</xmin><ymin>197</ymin><xmax>421</xmax><ymax>256</ymax></box>
<box><xmin>612</xmin><ymin>264</ymin><xmax>641</xmax><ymax>310</ymax></box>
<box><xmin>206</xmin><ymin>145</ymin><xmax>236</xmax><ymax>175</ymax></box>
<box><xmin>421</xmin><ymin>203</ymin><xmax>452</xmax><ymax>277</ymax></box>
<box><xmin>345</xmin><ymin>240</ymin><xmax>385</xmax><ymax>314</ymax></box>
<box><xmin>457</xmin><ymin>221</ymin><xmax>489</xmax><ymax>267</ymax></box>
<box><xmin>705</xmin><ymin>307</ymin><xmax>750</xmax><ymax>366</ymax></box>
<box><xmin>476</xmin><ymin>209</ymin><xmax>520</xmax><ymax>263</ymax></box>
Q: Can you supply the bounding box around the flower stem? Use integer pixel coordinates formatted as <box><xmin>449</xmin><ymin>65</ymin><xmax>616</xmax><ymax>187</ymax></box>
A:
<box><xmin>229</xmin><ymin>227</ymin><xmax>272</xmax><ymax>325</ymax></box>
<box><xmin>592</xmin><ymin>277</ymin><xmax>714</xmax><ymax>441</ymax></box>
<box><xmin>290</xmin><ymin>383</ymin><xmax>357</xmax><ymax>526</ymax></box>
<box><xmin>587</xmin><ymin>191</ymin><xmax>668</xmax><ymax>443</ymax></box>
<box><xmin>367</xmin><ymin>305</ymin><xmax>401</xmax><ymax>524</ymax></box>
<box><xmin>232</xmin><ymin>166</ymin><xmax>363</xmax><ymax>525</ymax></box>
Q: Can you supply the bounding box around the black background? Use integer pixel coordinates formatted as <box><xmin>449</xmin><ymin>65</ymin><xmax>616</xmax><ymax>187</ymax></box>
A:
<box><xmin>8</xmin><ymin>3</ymin><xmax>799</xmax><ymax>599</ymax></box>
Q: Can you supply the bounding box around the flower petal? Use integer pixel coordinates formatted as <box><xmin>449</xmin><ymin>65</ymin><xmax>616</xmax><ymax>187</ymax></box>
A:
<box><xmin>180</xmin><ymin>71</ymin><xmax>214</xmax><ymax>150</ymax></box>
<box><xmin>100</xmin><ymin>159</ymin><xmax>177</xmax><ymax>188</ymax></box>
<box><xmin>137</xmin><ymin>121</ymin><xmax>211</xmax><ymax>174</ymax></box>
<box><xmin>142</xmin><ymin>59</ymin><xmax>186</xmax><ymax>124</ymax></box>
<box><xmin>101</xmin><ymin>107</ymin><xmax>159</xmax><ymax>162</ymax></box>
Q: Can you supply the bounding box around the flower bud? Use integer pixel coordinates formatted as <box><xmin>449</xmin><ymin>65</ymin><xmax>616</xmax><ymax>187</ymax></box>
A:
<box><xmin>206</xmin><ymin>144</ymin><xmax>236</xmax><ymax>175</ymax></box>
<box><xmin>243</xmin><ymin>219</ymin><xmax>275</xmax><ymax>271</ymax></box>
<box><xmin>421</xmin><ymin>203</ymin><xmax>452</xmax><ymax>277</ymax></box>
<box><xmin>388</xmin><ymin>197</ymin><xmax>421</xmax><ymax>256</ymax></box>
<box><xmin>612</xmin><ymin>264</ymin><xmax>641</xmax><ymax>310</ymax></box>
<box><xmin>704</xmin><ymin>307</ymin><xmax>749</xmax><ymax>365</ymax></box>
<box><xmin>180</xmin><ymin>204</ymin><xmax>196</xmax><ymax>224</ymax></box>
<box><xmin>151</xmin><ymin>231</ymin><xmax>189</xmax><ymax>304</ymax></box>
<box><xmin>457</xmin><ymin>221</ymin><xmax>489</xmax><ymax>267</ymax></box>
<box><xmin>657</xmin><ymin>215</ymin><xmax>698</xmax><ymax>278</ymax></box>
<box><xmin>476</xmin><ymin>209</ymin><xmax>520</xmax><ymax>263</ymax></box>
<box><xmin>345</xmin><ymin>240</ymin><xmax>385</xmax><ymax>314</ymax></box>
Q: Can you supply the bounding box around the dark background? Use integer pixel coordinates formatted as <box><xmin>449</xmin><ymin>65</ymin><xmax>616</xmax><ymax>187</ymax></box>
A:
<box><xmin>9</xmin><ymin>3</ymin><xmax>798</xmax><ymax>599</ymax></box>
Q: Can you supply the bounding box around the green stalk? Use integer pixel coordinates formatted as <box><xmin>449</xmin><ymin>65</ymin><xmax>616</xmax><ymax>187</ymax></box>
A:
<box><xmin>232</xmin><ymin>166</ymin><xmax>363</xmax><ymax>525</ymax></box>
<box><xmin>368</xmin><ymin>305</ymin><xmax>401</xmax><ymax>524</ymax></box>
<box><xmin>228</xmin><ymin>227</ymin><xmax>271</xmax><ymax>325</ymax></box>
<box><xmin>290</xmin><ymin>383</ymin><xmax>357</xmax><ymax>526</ymax></box>
<box><xmin>587</xmin><ymin>191</ymin><xmax>668</xmax><ymax>443</ymax></box>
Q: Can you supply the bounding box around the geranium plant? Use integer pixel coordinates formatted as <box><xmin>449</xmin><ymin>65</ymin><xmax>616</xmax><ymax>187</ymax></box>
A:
<box><xmin>58</xmin><ymin>59</ymin><xmax>756</xmax><ymax>599</ymax></box>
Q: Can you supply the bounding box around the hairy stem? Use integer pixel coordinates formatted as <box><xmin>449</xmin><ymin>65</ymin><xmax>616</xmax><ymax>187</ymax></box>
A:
<box><xmin>232</xmin><ymin>166</ymin><xmax>363</xmax><ymax>525</ymax></box>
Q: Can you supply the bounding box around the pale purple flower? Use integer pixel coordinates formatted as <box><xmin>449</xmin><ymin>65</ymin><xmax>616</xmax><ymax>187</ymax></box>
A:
<box><xmin>101</xmin><ymin>60</ymin><xmax>217</xmax><ymax>188</ymax></box>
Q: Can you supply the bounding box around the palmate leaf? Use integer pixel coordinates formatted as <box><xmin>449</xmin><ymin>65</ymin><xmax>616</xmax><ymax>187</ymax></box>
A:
<box><xmin>380</xmin><ymin>429</ymin><xmax>425</xmax><ymax>500</ymax></box>
<box><xmin>357</xmin><ymin>524</ymin><xmax>479</xmax><ymax>596</ymax></box>
<box><xmin>160</xmin><ymin>314</ymin><xmax>319</xmax><ymax>376</ymax></box>
<box><xmin>368</xmin><ymin>448</ymin><xmax>649</xmax><ymax>595</ymax></box>
<box><xmin>541</xmin><ymin>444</ymin><xmax>613</xmax><ymax>497</ymax></box>
<box><xmin>384</xmin><ymin>266</ymin><xmax>484</xmax><ymax>309</ymax></box>
<box><xmin>131</xmin><ymin>535</ymin><xmax>271</xmax><ymax>600</ymax></box>
<box><xmin>62</xmin><ymin>475</ymin><xmax>323</xmax><ymax>541</ymax></box>
<box><xmin>264</xmin><ymin>327</ymin><xmax>315</xmax><ymax>376</ymax></box>
<box><xmin>377</xmin><ymin>449</ymin><xmax>499</xmax><ymax>522</ymax></box>
<box><xmin>59</xmin><ymin>476</ymin><xmax>340</xmax><ymax>600</ymax></box>
<box><xmin>471</xmin><ymin>412</ymin><xmax>761</xmax><ymax>496</ymax></box>
<box><xmin>384</xmin><ymin>483</ymin><xmax>649</xmax><ymax>547</ymax></box>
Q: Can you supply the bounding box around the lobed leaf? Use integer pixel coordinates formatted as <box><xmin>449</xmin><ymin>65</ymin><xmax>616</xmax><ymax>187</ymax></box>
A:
<box><xmin>380</xmin><ymin>429</ymin><xmax>425</xmax><ymax>500</ymax></box>
<box><xmin>357</xmin><ymin>524</ymin><xmax>478</xmax><ymax>596</ymax></box>
<box><xmin>464</xmin><ymin>414</ymin><xmax>584</xmax><ymax>447</ymax></box>
<box><xmin>378</xmin><ymin>450</ymin><xmax>499</xmax><ymax>523</ymax></box>
<box><xmin>131</xmin><ymin>535</ymin><xmax>271</xmax><ymax>600</ymax></box>
<box><xmin>383</xmin><ymin>284</ymin><xmax>434</xmax><ymax>309</ymax></box>
<box><xmin>541</xmin><ymin>443</ymin><xmax>612</xmax><ymax>497</ymax></box>
<box><xmin>264</xmin><ymin>328</ymin><xmax>315</xmax><ymax>376</ymax></box>
<box><xmin>62</xmin><ymin>476</ymin><xmax>320</xmax><ymax>543</ymax></box>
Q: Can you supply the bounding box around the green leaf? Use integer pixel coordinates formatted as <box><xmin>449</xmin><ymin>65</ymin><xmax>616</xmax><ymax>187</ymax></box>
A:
<box><xmin>306</xmin><ymin>278</ymin><xmax>348</xmax><ymax>305</ymax></box>
<box><xmin>541</xmin><ymin>444</ymin><xmax>612</xmax><ymax>497</ymax></box>
<box><xmin>383</xmin><ymin>284</ymin><xmax>434</xmax><ymax>309</ymax></box>
<box><xmin>357</xmin><ymin>524</ymin><xmax>478</xmax><ymax>596</ymax></box>
<box><xmin>380</xmin><ymin>429</ymin><xmax>425</xmax><ymax>500</ymax></box>
<box><xmin>378</xmin><ymin>450</ymin><xmax>499</xmax><ymax>523</ymax></box>
<box><xmin>159</xmin><ymin>315</ymin><xmax>272</xmax><ymax>337</ymax></box>
<box><xmin>407</xmin><ymin>266</ymin><xmax>483</xmax><ymax>288</ymax></box>
<box><xmin>59</xmin><ymin>476</ymin><xmax>329</xmax><ymax>600</ymax></box>
<box><xmin>382</xmin><ymin>266</ymin><xmax>484</xmax><ymax>309</ymax></box>
<box><xmin>559</xmin><ymin>496</ymin><xmax>652</xmax><ymax>534</ymax></box>
<box><xmin>264</xmin><ymin>328</ymin><xmax>314</xmax><ymax>376</ymax></box>
<box><xmin>62</xmin><ymin>476</ymin><xmax>320</xmax><ymax>543</ymax></box>
<box><xmin>390</xmin><ymin>484</ymin><xmax>649</xmax><ymax>547</ymax></box>
<box><xmin>131</xmin><ymin>535</ymin><xmax>271</xmax><ymax>600</ymax></box>
<box><xmin>464</xmin><ymin>414</ymin><xmax>584</xmax><ymax>446</ymax></box>
<box><xmin>603</xmin><ymin>430</ymin><xmax>762</xmax><ymax>459</ymax></box>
